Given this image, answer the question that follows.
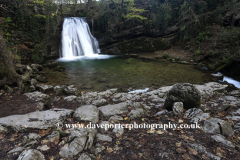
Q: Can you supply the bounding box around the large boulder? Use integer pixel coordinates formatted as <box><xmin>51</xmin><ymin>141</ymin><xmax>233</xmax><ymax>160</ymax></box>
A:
<box><xmin>164</xmin><ymin>83</ymin><xmax>201</xmax><ymax>110</ymax></box>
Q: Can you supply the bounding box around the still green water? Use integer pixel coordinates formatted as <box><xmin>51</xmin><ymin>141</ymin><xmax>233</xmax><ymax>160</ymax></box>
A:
<box><xmin>42</xmin><ymin>56</ymin><xmax>212</xmax><ymax>92</ymax></box>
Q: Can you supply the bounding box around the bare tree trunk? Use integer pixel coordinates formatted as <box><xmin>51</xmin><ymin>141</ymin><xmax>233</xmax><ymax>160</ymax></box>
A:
<box><xmin>0</xmin><ymin>31</ymin><xmax>23</xmax><ymax>91</ymax></box>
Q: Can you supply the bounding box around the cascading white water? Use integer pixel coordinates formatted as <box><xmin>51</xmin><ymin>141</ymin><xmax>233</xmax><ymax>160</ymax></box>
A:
<box><xmin>60</xmin><ymin>17</ymin><xmax>100</xmax><ymax>58</ymax></box>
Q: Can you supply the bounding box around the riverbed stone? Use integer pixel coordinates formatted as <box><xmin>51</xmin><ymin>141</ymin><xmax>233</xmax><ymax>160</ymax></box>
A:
<box><xmin>211</xmin><ymin>134</ymin><xmax>235</xmax><ymax>148</ymax></box>
<box><xmin>78</xmin><ymin>153</ymin><xmax>97</xmax><ymax>160</ymax></box>
<box><xmin>23</xmin><ymin>133</ymin><xmax>41</xmax><ymax>144</ymax></box>
<box><xmin>95</xmin><ymin>143</ymin><xmax>106</xmax><ymax>154</ymax></box>
<box><xmin>155</xmin><ymin>110</ymin><xmax>168</xmax><ymax>117</ymax></box>
<box><xmin>113</xmin><ymin>125</ymin><xmax>124</xmax><ymax>136</ymax></box>
<box><xmin>98</xmin><ymin>102</ymin><xmax>129</xmax><ymax>117</ymax></box>
<box><xmin>0</xmin><ymin>108</ymin><xmax>73</xmax><ymax>131</ymax></box>
<box><xmin>59</xmin><ymin>128</ymin><xmax>97</xmax><ymax>158</ymax></box>
<box><xmin>37</xmin><ymin>145</ymin><xmax>50</xmax><ymax>151</ymax></box>
<box><xmin>185</xmin><ymin>108</ymin><xmax>210</xmax><ymax>123</ymax></box>
<box><xmin>36</xmin><ymin>84</ymin><xmax>53</xmax><ymax>93</ymax></box>
<box><xmin>91</xmin><ymin>99</ymin><xmax>108</xmax><ymax>107</ymax></box>
<box><xmin>194</xmin><ymin>82</ymin><xmax>227</xmax><ymax>101</ymax></box>
<box><xmin>54</xmin><ymin>85</ymin><xmax>66</xmax><ymax>95</ymax></box>
<box><xmin>172</xmin><ymin>102</ymin><xmax>184</xmax><ymax>115</ymax></box>
<box><xmin>96</xmin><ymin>133</ymin><xmax>113</xmax><ymax>142</ymax></box>
<box><xmin>190</xmin><ymin>143</ymin><xmax>220</xmax><ymax>160</ymax></box>
<box><xmin>64</xmin><ymin>95</ymin><xmax>77</xmax><ymax>102</ymax></box>
<box><xmin>8</xmin><ymin>147</ymin><xmax>25</xmax><ymax>155</ymax></box>
<box><xmin>203</xmin><ymin>118</ymin><xmax>234</xmax><ymax>136</ymax></box>
<box><xmin>164</xmin><ymin>83</ymin><xmax>201</xmax><ymax>110</ymax></box>
<box><xmin>17</xmin><ymin>149</ymin><xmax>45</xmax><ymax>160</ymax></box>
<box><xmin>64</xmin><ymin>85</ymin><xmax>80</xmax><ymax>95</ymax></box>
<box><xmin>73</xmin><ymin>105</ymin><xmax>99</xmax><ymax>123</ymax></box>
<box><xmin>109</xmin><ymin>115</ymin><xmax>123</xmax><ymax>123</ymax></box>
<box><xmin>128</xmin><ymin>108</ymin><xmax>145</xmax><ymax>119</ymax></box>
<box><xmin>24</xmin><ymin>91</ymin><xmax>51</xmax><ymax>108</ymax></box>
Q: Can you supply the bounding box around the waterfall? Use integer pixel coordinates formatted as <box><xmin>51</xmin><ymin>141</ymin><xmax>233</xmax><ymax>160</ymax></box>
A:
<box><xmin>60</xmin><ymin>17</ymin><xmax>100</xmax><ymax>58</ymax></box>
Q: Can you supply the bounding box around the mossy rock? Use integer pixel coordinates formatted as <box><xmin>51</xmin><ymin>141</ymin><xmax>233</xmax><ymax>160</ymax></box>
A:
<box><xmin>164</xmin><ymin>83</ymin><xmax>201</xmax><ymax>110</ymax></box>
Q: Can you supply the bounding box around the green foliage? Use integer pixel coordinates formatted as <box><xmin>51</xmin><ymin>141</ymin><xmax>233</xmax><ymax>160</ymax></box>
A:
<box><xmin>32</xmin><ymin>53</ymin><xmax>43</xmax><ymax>62</ymax></box>
<box><xmin>195</xmin><ymin>49</ymin><xmax>202</xmax><ymax>56</ymax></box>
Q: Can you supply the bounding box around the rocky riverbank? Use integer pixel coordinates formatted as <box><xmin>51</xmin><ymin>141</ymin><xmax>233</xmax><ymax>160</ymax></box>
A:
<box><xmin>0</xmin><ymin>80</ymin><xmax>240</xmax><ymax>160</ymax></box>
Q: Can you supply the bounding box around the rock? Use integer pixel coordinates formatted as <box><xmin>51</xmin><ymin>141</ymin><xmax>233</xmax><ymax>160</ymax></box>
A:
<box><xmin>24</xmin><ymin>91</ymin><xmax>51</xmax><ymax>108</ymax></box>
<box><xmin>128</xmin><ymin>108</ymin><xmax>145</xmax><ymax>119</ymax></box>
<box><xmin>23</xmin><ymin>133</ymin><xmax>41</xmax><ymax>144</ymax></box>
<box><xmin>0</xmin><ymin>108</ymin><xmax>73</xmax><ymax>131</ymax></box>
<box><xmin>211</xmin><ymin>73</ymin><xmax>223</xmax><ymax>79</ymax></box>
<box><xmin>185</xmin><ymin>108</ymin><xmax>210</xmax><ymax>123</ymax></box>
<box><xmin>95</xmin><ymin>143</ymin><xmax>106</xmax><ymax>154</ymax></box>
<box><xmin>155</xmin><ymin>110</ymin><xmax>168</xmax><ymax>116</ymax></box>
<box><xmin>64</xmin><ymin>85</ymin><xmax>80</xmax><ymax>95</ymax></box>
<box><xmin>0</xmin><ymin>125</ymin><xmax>8</xmax><ymax>133</ymax></box>
<box><xmin>194</xmin><ymin>82</ymin><xmax>227</xmax><ymax>102</ymax></box>
<box><xmin>4</xmin><ymin>85</ymin><xmax>13</xmax><ymax>93</ymax></box>
<box><xmin>53</xmin><ymin>96</ymin><xmax>61</xmax><ymax>102</ymax></box>
<box><xmin>26</xmin><ymin>65</ymin><xmax>32</xmax><ymax>72</ymax></box>
<box><xmin>35</xmin><ymin>75</ymin><xmax>48</xmax><ymax>83</ymax></box>
<box><xmin>8</xmin><ymin>147</ymin><xmax>25</xmax><ymax>155</ymax></box>
<box><xmin>96</xmin><ymin>133</ymin><xmax>112</xmax><ymax>142</ymax></box>
<box><xmin>109</xmin><ymin>115</ymin><xmax>123</xmax><ymax>123</ymax></box>
<box><xmin>203</xmin><ymin>118</ymin><xmax>234</xmax><ymax>136</ymax></box>
<box><xmin>73</xmin><ymin>105</ymin><xmax>99</xmax><ymax>123</ymax></box>
<box><xmin>228</xmin><ymin>90</ymin><xmax>240</xmax><ymax>97</ymax></box>
<box><xmin>113</xmin><ymin>125</ymin><xmax>124</xmax><ymax>136</ymax></box>
<box><xmin>91</xmin><ymin>99</ymin><xmax>108</xmax><ymax>107</ymax></box>
<box><xmin>78</xmin><ymin>153</ymin><xmax>97</xmax><ymax>160</ymax></box>
<box><xmin>211</xmin><ymin>134</ymin><xmax>235</xmax><ymax>148</ymax></box>
<box><xmin>98</xmin><ymin>102</ymin><xmax>129</xmax><ymax>117</ymax></box>
<box><xmin>190</xmin><ymin>143</ymin><xmax>220</xmax><ymax>160</ymax></box>
<box><xmin>54</xmin><ymin>85</ymin><xmax>66</xmax><ymax>95</ymax></box>
<box><xmin>64</xmin><ymin>95</ymin><xmax>77</xmax><ymax>102</ymax></box>
<box><xmin>47</xmin><ymin>131</ymin><xmax>60</xmax><ymax>142</ymax></box>
<box><xmin>30</xmin><ymin>79</ymin><xmax>37</xmax><ymax>86</ymax></box>
<box><xmin>172</xmin><ymin>102</ymin><xmax>184</xmax><ymax>115</ymax></box>
<box><xmin>164</xmin><ymin>83</ymin><xmax>201</xmax><ymax>110</ymax></box>
<box><xmin>37</xmin><ymin>145</ymin><xmax>50</xmax><ymax>151</ymax></box>
<box><xmin>17</xmin><ymin>149</ymin><xmax>45</xmax><ymax>160</ymax></box>
<box><xmin>31</xmin><ymin>64</ymin><xmax>43</xmax><ymax>71</ymax></box>
<box><xmin>59</xmin><ymin>128</ymin><xmax>97</xmax><ymax>158</ymax></box>
<box><xmin>36</xmin><ymin>84</ymin><xmax>53</xmax><ymax>93</ymax></box>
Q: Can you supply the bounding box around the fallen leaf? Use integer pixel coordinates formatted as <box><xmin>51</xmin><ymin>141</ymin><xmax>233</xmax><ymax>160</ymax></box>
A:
<box><xmin>39</xmin><ymin>130</ymin><xmax>50</xmax><ymax>137</ymax></box>
<box><xmin>175</xmin><ymin>142</ymin><xmax>181</xmax><ymax>147</ymax></box>
<box><xmin>147</xmin><ymin>129</ymin><xmax>156</xmax><ymax>133</ymax></box>
<box><xmin>156</xmin><ymin>130</ymin><xmax>164</xmax><ymax>134</ymax></box>
<box><xmin>10</xmin><ymin>133</ymin><xmax>17</xmax><ymax>141</ymax></box>
<box><xmin>182</xmin><ymin>154</ymin><xmax>191</xmax><ymax>160</ymax></box>
<box><xmin>106</xmin><ymin>147</ymin><xmax>113</xmax><ymax>153</ymax></box>
<box><xmin>0</xmin><ymin>134</ymin><xmax>4</xmax><ymax>140</ymax></box>
<box><xmin>177</xmin><ymin>148</ymin><xmax>186</xmax><ymax>153</ymax></box>
<box><xmin>124</xmin><ymin>117</ymin><xmax>128</xmax><ymax>120</ymax></box>
<box><xmin>188</xmin><ymin>148</ymin><xmax>198</xmax><ymax>155</ymax></box>
<box><xmin>42</xmin><ymin>140</ymin><xmax>50</xmax><ymax>144</ymax></box>
<box><xmin>179</xmin><ymin>119</ymin><xmax>183</xmax><ymax>123</ymax></box>
<box><xmin>169</xmin><ymin>133</ymin><xmax>173</xmax><ymax>135</ymax></box>
<box><xmin>49</xmin><ymin>156</ymin><xmax>54</xmax><ymax>160</ymax></box>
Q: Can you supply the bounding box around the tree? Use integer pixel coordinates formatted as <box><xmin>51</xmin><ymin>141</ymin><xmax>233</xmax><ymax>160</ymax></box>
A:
<box><xmin>0</xmin><ymin>31</ymin><xmax>23</xmax><ymax>90</ymax></box>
